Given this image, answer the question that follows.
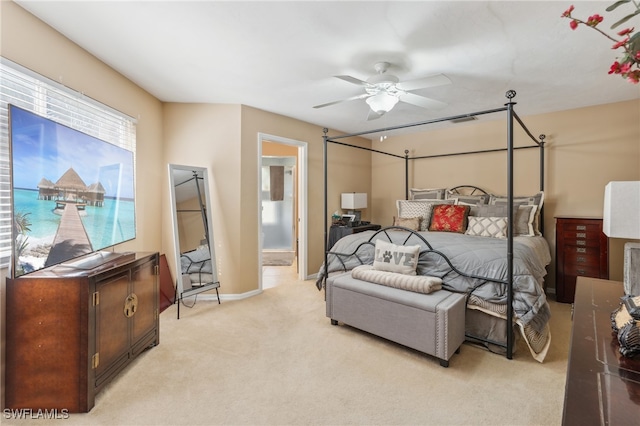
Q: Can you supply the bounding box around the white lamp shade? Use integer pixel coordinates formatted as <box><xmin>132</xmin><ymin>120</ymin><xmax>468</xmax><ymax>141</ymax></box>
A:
<box><xmin>603</xmin><ymin>181</ymin><xmax>640</xmax><ymax>239</ymax></box>
<box><xmin>365</xmin><ymin>93</ymin><xmax>399</xmax><ymax>114</ymax></box>
<box><xmin>341</xmin><ymin>193</ymin><xmax>367</xmax><ymax>210</ymax></box>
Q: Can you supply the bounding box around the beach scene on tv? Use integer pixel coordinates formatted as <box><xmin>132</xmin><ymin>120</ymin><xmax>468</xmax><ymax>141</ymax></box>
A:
<box><xmin>10</xmin><ymin>105</ymin><xmax>136</xmax><ymax>276</ymax></box>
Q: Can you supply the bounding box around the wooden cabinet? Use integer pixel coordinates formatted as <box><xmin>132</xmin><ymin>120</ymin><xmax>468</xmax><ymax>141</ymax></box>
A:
<box><xmin>5</xmin><ymin>252</ymin><xmax>159</xmax><ymax>412</ymax></box>
<box><xmin>562</xmin><ymin>277</ymin><xmax>640</xmax><ymax>425</ymax></box>
<box><xmin>555</xmin><ymin>217</ymin><xmax>608</xmax><ymax>303</ymax></box>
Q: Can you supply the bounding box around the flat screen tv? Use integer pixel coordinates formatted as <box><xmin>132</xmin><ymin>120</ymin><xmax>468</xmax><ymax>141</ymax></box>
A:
<box><xmin>9</xmin><ymin>104</ymin><xmax>136</xmax><ymax>277</ymax></box>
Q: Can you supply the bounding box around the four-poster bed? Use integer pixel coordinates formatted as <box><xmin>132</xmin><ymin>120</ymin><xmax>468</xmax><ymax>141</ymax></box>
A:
<box><xmin>317</xmin><ymin>91</ymin><xmax>549</xmax><ymax>361</ymax></box>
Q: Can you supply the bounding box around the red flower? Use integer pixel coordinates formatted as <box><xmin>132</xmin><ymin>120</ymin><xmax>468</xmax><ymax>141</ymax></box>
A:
<box><xmin>627</xmin><ymin>70</ymin><xmax>640</xmax><ymax>84</ymax></box>
<box><xmin>562</xmin><ymin>5</ymin><xmax>574</xmax><ymax>17</ymax></box>
<box><xmin>618</xmin><ymin>27</ymin><xmax>634</xmax><ymax>36</ymax></box>
<box><xmin>586</xmin><ymin>14</ymin><xmax>604</xmax><ymax>27</ymax></box>
<box><xmin>609</xmin><ymin>61</ymin><xmax>622</xmax><ymax>74</ymax></box>
<box><xmin>612</xmin><ymin>37</ymin><xmax>630</xmax><ymax>50</ymax></box>
<box><xmin>561</xmin><ymin>4</ymin><xmax>639</xmax><ymax>85</ymax></box>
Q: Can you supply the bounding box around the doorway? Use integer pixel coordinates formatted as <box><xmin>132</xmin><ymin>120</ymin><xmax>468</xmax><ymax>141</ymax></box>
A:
<box><xmin>258</xmin><ymin>133</ymin><xmax>307</xmax><ymax>290</ymax></box>
<box><xmin>261</xmin><ymin>156</ymin><xmax>296</xmax><ymax>259</ymax></box>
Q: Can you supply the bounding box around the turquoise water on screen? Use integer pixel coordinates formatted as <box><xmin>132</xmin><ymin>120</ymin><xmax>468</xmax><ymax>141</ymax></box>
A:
<box><xmin>14</xmin><ymin>188</ymin><xmax>135</xmax><ymax>249</ymax></box>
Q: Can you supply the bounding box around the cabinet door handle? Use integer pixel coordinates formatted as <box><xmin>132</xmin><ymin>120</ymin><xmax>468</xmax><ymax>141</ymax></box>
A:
<box><xmin>124</xmin><ymin>293</ymin><xmax>138</xmax><ymax>318</ymax></box>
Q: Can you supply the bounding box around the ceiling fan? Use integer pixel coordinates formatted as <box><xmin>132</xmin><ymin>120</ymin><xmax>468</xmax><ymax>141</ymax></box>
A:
<box><xmin>313</xmin><ymin>62</ymin><xmax>452</xmax><ymax>120</ymax></box>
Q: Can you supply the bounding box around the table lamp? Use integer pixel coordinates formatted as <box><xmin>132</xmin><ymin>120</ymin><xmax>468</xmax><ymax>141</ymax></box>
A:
<box><xmin>341</xmin><ymin>193</ymin><xmax>367</xmax><ymax>226</ymax></box>
<box><xmin>603</xmin><ymin>181</ymin><xmax>640</xmax><ymax>296</ymax></box>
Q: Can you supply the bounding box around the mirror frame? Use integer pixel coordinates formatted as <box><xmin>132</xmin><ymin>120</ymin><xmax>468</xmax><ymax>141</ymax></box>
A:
<box><xmin>168</xmin><ymin>164</ymin><xmax>219</xmax><ymax>301</ymax></box>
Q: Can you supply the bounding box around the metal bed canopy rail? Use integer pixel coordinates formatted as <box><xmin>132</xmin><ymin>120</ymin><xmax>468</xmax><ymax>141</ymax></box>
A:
<box><xmin>322</xmin><ymin>90</ymin><xmax>547</xmax><ymax>360</ymax></box>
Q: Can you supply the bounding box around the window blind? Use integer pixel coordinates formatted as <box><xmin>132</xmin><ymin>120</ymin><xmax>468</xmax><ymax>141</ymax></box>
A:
<box><xmin>0</xmin><ymin>57</ymin><xmax>137</xmax><ymax>268</ymax></box>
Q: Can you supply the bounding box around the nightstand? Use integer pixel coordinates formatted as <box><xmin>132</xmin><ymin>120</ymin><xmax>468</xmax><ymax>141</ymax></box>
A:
<box><xmin>328</xmin><ymin>223</ymin><xmax>381</xmax><ymax>249</ymax></box>
<box><xmin>555</xmin><ymin>216</ymin><xmax>608</xmax><ymax>303</ymax></box>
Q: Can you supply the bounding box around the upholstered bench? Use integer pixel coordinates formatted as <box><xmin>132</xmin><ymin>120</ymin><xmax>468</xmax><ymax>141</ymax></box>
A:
<box><xmin>326</xmin><ymin>271</ymin><xmax>466</xmax><ymax>367</ymax></box>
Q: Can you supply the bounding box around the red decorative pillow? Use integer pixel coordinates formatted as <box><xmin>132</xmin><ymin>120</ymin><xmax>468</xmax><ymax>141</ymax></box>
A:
<box><xmin>428</xmin><ymin>204</ymin><xmax>470</xmax><ymax>233</ymax></box>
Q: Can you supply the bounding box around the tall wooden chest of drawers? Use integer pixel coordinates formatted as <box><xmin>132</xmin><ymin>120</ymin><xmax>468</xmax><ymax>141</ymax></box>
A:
<box><xmin>555</xmin><ymin>217</ymin><xmax>608</xmax><ymax>303</ymax></box>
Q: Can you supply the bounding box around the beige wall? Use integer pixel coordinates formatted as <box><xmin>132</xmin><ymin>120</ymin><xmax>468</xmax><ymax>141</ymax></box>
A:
<box><xmin>371</xmin><ymin>99</ymin><xmax>640</xmax><ymax>290</ymax></box>
<box><xmin>263</xmin><ymin>141</ymin><xmax>298</xmax><ymax>157</ymax></box>
<box><xmin>162</xmin><ymin>103</ymin><xmax>242</xmax><ymax>292</ymax></box>
<box><xmin>162</xmin><ymin>104</ymin><xmax>372</xmax><ymax>294</ymax></box>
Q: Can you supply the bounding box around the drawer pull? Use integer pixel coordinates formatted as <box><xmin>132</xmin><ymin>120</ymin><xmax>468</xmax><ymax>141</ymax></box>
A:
<box><xmin>576</xmin><ymin>248</ymin><xmax>586</xmax><ymax>253</ymax></box>
<box><xmin>575</xmin><ymin>225</ymin><xmax>587</xmax><ymax>231</ymax></box>
<box><xmin>576</xmin><ymin>240</ymin><xmax>586</xmax><ymax>246</ymax></box>
<box><xmin>577</xmin><ymin>269</ymin><xmax>586</xmax><ymax>275</ymax></box>
<box><xmin>576</xmin><ymin>232</ymin><xmax>586</xmax><ymax>238</ymax></box>
<box><xmin>577</xmin><ymin>256</ymin><xmax>586</xmax><ymax>263</ymax></box>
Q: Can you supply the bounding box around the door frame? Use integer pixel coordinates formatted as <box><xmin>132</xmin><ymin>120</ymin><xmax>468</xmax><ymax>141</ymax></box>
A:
<box><xmin>257</xmin><ymin>133</ymin><xmax>308</xmax><ymax>287</ymax></box>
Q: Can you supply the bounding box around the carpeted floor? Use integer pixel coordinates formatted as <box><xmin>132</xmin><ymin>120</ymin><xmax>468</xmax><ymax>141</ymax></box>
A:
<box><xmin>3</xmin><ymin>277</ymin><xmax>572</xmax><ymax>426</ymax></box>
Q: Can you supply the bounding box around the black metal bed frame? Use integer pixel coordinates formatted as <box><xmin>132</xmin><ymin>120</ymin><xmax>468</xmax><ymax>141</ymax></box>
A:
<box><xmin>322</xmin><ymin>90</ymin><xmax>546</xmax><ymax>359</ymax></box>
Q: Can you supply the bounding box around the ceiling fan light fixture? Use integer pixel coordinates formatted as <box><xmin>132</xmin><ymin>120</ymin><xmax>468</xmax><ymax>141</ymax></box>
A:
<box><xmin>366</xmin><ymin>93</ymin><xmax>399</xmax><ymax>114</ymax></box>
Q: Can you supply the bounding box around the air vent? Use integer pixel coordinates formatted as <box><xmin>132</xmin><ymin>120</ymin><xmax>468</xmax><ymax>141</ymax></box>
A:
<box><xmin>450</xmin><ymin>116</ymin><xmax>477</xmax><ymax>124</ymax></box>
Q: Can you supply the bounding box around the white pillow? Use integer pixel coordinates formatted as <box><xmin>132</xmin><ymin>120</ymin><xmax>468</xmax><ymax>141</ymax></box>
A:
<box><xmin>372</xmin><ymin>239</ymin><xmax>420</xmax><ymax>275</ymax></box>
<box><xmin>465</xmin><ymin>216</ymin><xmax>508</xmax><ymax>239</ymax></box>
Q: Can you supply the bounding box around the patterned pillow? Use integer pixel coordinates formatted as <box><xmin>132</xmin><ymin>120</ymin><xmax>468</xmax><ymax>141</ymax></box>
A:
<box><xmin>488</xmin><ymin>191</ymin><xmax>544</xmax><ymax>210</ymax></box>
<box><xmin>465</xmin><ymin>216</ymin><xmax>508</xmax><ymax>238</ymax></box>
<box><xmin>372</xmin><ymin>239</ymin><xmax>420</xmax><ymax>275</ymax></box>
<box><xmin>469</xmin><ymin>202</ymin><xmax>539</xmax><ymax>237</ymax></box>
<box><xmin>445</xmin><ymin>192</ymin><xmax>490</xmax><ymax>205</ymax></box>
<box><xmin>469</xmin><ymin>204</ymin><xmax>537</xmax><ymax>237</ymax></box>
<box><xmin>393</xmin><ymin>216</ymin><xmax>421</xmax><ymax>231</ymax></box>
<box><xmin>429</xmin><ymin>204</ymin><xmax>470</xmax><ymax>233</ymax></box>
<box><xmin>488</xmin><ymin>191</ymin><xmax>545</xmax><ymax>235</ymax></box>
<box><xmin>410</xmin><ymin>188</ymin><xmax>446</xmax><ymax>200</ymax></box>
<box><xmin>448</xmin><ymin>196</ymin><xmax>486</xmax><ymax>207</ymax></box>
<box><xmin>396</xmin><ymin>199</ymin><xmax>455</xmax><ymax>231</ymax></box>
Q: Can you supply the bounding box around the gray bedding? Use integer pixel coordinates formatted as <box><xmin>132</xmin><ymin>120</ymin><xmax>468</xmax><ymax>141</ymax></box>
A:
<box><xmin>181</xmin><ymin>246</ymin><xmax>213</xmax><ymax>274</ymax></box>
<box><xmin>316</xmin><ymin>229</ymin><xmax>551</xmax><ymax>334</ymax></box>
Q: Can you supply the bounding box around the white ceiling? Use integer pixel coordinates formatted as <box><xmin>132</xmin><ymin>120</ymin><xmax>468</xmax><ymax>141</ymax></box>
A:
<box><xmin>15</xmin><ymin>1</ymin><xmax>640</xmax><ymax>138</ymax></box>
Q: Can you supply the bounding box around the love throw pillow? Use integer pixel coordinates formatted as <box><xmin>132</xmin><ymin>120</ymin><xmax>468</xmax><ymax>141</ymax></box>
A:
<box><xmin>372</xmin><ymin>239</ymin><xmax>420</xmax><ymax>275</ymax></box>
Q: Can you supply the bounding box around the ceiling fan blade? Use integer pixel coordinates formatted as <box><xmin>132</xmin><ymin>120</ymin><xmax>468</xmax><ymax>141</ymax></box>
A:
<box><xmin>396</xmin><ymin>73</ymin><xmax>452</xmax><ymax>91</ymax></box>
<box><xmin>335</xmin><ymin>75</ymin><xmax>371</xmax><ymax>87</ymax></box>
<box><xmin>399</xmin><ymin>92</ymin><xmax>447</xmax><ymax>110</ymax></box>
<box><xmin>313</xmin><ymin>93</ymin><xmax>371</xmax><ymax>109</ymax></box>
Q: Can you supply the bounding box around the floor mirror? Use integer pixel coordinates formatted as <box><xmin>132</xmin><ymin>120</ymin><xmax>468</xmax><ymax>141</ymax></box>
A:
<box><xmin>168</xmin><ymin>164</ymin><xmax>220</xmax><ymax>318</ymax></box>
